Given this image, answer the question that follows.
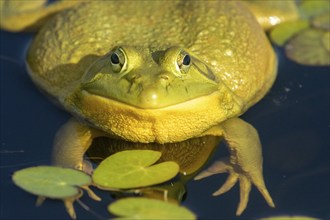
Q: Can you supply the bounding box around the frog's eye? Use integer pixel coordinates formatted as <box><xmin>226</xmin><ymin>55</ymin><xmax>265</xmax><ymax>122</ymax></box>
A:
<box><xmin>109</xmin><ymin>47</ymin><xmax>127</xmax><ymax>73</ymax></box>
<box><xmin>177</xmin><ymin>50</ymin><xmax>191</xmax><ymax>74</ymax></box>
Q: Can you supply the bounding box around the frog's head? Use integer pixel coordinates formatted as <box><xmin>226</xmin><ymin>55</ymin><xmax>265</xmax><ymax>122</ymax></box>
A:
<box><xmin>81</xmin><ymin>46</ymin><xmax>218</xmax><ymax>109</ymax></box>
<box><xmin>71</xmin><ymin>46</ymin><xmax>243</xmax><ymax>143</ymax></box>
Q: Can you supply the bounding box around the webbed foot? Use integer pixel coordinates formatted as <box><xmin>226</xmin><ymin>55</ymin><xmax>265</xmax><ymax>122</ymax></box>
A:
<box><xmin>194</xmin><ymin>157</ymin><xmax>275</xmax><ymax>215</ymax></box>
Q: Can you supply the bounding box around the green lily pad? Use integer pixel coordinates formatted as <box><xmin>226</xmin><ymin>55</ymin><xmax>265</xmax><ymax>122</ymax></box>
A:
<box><xmin>108</xmin><ymin>197</ymin><xmax>196</xmax><ymax>219</ymax></box>
<box><xmin>312</xmin><ymin>12</ymin><xmax>330</xmax><ymax>30</ymax></box>
<box><xmin>259</xmin><ymin>215</ymin><xmax>321</xmax><ymax>220</ymax></box>
<box><xmin>285</xmin><ymin>28</ymin><xmax>330</xmax><ymax>66</ymax></box>
<box><xmin>270</xmin><ymin>20</ymin><xmax>309</xmax><ymax>46</ymax></box>
<box><xmin>299</xmin><ymin>0</ymin><xmax>330</xmax><ymax>18</ymax></box>
<box><xmin>93</xmin><ymin>150</ymin><xmax>179</xmax><ymax>189</ymax></box>
<box><xmin>0</xmin><ymin>0</ymin><xmax>45</xmax><ymax>14</ymax></box>
<box><xmin>12</xmin><ymin>166</ymin><xmax>91</xmax><ymax>199</ymax></box>
<box><xmin>322</xmin><ymin>31</ymin><xmax>330</xmax><ymax>52</ymax></box>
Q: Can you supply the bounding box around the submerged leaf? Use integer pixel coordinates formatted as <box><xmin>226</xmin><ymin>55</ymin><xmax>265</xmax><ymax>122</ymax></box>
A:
<box><xmin>12</xmin><ymin>166</ymin><xmax>92</xmax><ymax>199</ymax></box>
<box><xmin>108</xmin><ymin>197</ymin><xmax>196</xmax><ymax>219</ymax></box>
<box><xmin>285</xmin><ymin>28</ymin><xmax>330</xmax><ymax>66</ymax></box>
<box><xmin>93</xmin><ymin>150</ymin><xmax>179</xmax><ymax>189</ymax></box>
<box><xmin>270</xmin><ymin>20</ymin><xmax>309</xmax><ymax>46</ymax></box>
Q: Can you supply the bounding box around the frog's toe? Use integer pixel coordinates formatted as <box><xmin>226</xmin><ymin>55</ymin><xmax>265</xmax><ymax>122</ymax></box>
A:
<box><xmin>234</xmin><ymin>170</ymin><xmax>275</xmax><ymax>215</ymax></box>
<box><xmin>194</xmin><ymin>157</ymin><xmax>240</xmax><ymax>196</ymax></box>
<box><xmin>81</xmin><ymin>185</ymin><xmax>101</xmax><ymax>201</ymax></box>
<box><xmin>194</xmin><ymin>157</ymin><xmax>275</xmax><ymax>215</ymax></box>
<box><xmin>236</xmin><ymin>175</ymin><xmax>252</xmax><ymax>215</ymax></box>
<box><xmin>249</xmin><ymin>173</ymin><xmax>275</xmax><ymax>208</ymax></box>
<box><xmin>212</xmin><ymin>172</ymin><xmax>239</xmax><ymax>196</ymax></box>
<box><xmin>194</xmin><ymin>157</ymin><xmax>230</xmax><ymax>180</ymax></box>
<box><xmin>63</xmin><ymin>195</ymin><xmax>81</xmax><ymax>219</ymax></box>
<box><xmin>196</xmin><ymin>158</ymin><xmax>251</xmax><ymax>215</ymax></box>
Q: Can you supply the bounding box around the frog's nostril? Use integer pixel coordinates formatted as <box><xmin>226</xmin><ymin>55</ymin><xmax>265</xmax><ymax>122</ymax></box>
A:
<box><xmin>159</xmin><ymin>74</ymin><xmax>169</xmax><ymax>80</ymax></box>
<box><xmin>132</xmin><ymin>74</ymin><xmax>142</xmax><ymax>80</ymax></box>
<box><xmin>157</xmin><ymin>74</ymin><xmax>171</xmax><ymax>88</ymax></box>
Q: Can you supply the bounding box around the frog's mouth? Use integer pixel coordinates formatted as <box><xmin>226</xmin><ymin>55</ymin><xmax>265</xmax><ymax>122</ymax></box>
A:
<box><xmin>81</xmin><ymin>76</ymin><xmax>219</xmax><ymax>109</ymax></box>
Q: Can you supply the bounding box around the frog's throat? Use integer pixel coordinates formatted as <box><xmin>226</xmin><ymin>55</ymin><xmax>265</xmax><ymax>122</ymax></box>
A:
<box><xmin>63</xmin><ymin>88</ymin><xmax>244</xmax><ymax>144</ymax></box>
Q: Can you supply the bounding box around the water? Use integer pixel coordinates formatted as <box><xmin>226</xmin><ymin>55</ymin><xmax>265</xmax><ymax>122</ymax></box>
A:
<box><xmin>0</xmin><ymin>29</ymin><xmax>329</xmax><ymax>220</ymax></box>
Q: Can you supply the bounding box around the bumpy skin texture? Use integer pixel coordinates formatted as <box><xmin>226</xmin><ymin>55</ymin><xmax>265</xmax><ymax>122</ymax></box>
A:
<box><xmin>24</xmin><ymin>1</ymin><xmax>277</xmax><ymax>216</ymax></box>
<box><xmin>27</xmin><ymin>1</ymin><xmax>276</xmax><ymax>143</ymax></box>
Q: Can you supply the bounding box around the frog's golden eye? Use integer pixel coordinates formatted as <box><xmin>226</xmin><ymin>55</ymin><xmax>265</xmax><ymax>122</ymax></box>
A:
<box><xmin>177</xmin><ymin>50</ymin><xmax>191</xmax><ymax>74</ymax></box>
<box><xmin>109</xmin><ymin>47</ymin><xmax>127</xmax><ymax>73</ymax></box>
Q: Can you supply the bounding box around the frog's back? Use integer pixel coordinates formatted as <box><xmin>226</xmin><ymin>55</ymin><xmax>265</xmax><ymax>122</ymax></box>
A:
<box><xmin>27</xmin><ymin>1</ymin><xmax>276</xmax><ymax>110</ymax></box>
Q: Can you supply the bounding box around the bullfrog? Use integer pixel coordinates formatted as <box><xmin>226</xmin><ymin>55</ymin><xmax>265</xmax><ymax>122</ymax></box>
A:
<box><xmin>1</xmin><ymin>0</ymin><xmax>299</xmax><ymax>216</ymax></box>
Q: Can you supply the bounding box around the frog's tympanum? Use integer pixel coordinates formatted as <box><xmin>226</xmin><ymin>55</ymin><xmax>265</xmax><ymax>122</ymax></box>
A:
<box><xmin>2</xmin><ymin>0</ymin><xmax>282</xmax><ymax>215</ymax></box>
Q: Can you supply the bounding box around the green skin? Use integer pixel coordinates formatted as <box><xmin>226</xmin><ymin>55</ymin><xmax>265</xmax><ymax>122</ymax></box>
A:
<box><xmin>0</xmin><ymin>0</ymin><xmax>298</xmax><ymax>216</ymax></box>
<box><xmin>82</xmin><ymin>46</ymin><xmax>219</xmax><ymax>109</ymax></box>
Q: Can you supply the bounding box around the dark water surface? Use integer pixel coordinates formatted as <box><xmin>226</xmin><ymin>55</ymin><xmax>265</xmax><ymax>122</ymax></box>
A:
<box><xmin>1</xmin><ymin>27</ymin><xmax>329</xmax><ymax>220</ymax></box>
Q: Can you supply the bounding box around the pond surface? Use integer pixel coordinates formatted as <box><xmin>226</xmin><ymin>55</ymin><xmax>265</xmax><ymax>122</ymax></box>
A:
<box><xmin>0</xmin><ymin>28</ymin><xmax>329</xmax><ymax>219</ymax></box>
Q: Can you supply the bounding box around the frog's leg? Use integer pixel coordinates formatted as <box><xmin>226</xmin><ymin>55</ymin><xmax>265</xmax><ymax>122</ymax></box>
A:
<box><xmin>52</xmin><ymin>118</ymin><xmax>106</xmax><ymax>174</ymax></box>
<box><xmin>0</xmin><ymin>0</ymin><xmax>82</xmax><ymax>32</ymax></box>
<box><xmin>195</xmin><ymin>117</ymin><xmax>275</xmax><ymax>215</ymax></box>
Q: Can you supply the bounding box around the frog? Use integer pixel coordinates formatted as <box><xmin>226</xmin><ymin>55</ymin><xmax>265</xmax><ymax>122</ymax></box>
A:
<box><xmin>1</xmin><ymin>0</ymin><xmax>299</xmax><ymax>216</ymax></box>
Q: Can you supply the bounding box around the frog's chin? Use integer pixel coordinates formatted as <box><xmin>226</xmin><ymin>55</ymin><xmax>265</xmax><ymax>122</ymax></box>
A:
<box><xmin>65</xmin><ymin>89</ymin><xmax>243</xmax><ymax>143</ymax></box>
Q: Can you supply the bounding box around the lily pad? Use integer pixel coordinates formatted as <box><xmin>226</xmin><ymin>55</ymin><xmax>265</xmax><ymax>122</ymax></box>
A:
<box><xmin>12</xmin><ymin>166</ymin><xmax>92</xmax><ymax>199</ymax></box>
<box><xmin>259</xmin><ymin>215</ymin><xmax>321</xmax><ymax>220</ymax></box>
<box><xmin>270</xmin><ymin>20</ymin><xmax>309</xmax><ymax>46</ymax></box>
<box><xmin>312</xmin><ymin>12</ymin><xmax>330</xmax><ymax>30</ymax></box>
<box><xmin>299</xmin><ymin>0</ymin><xmax>330</xmax><ymax>18</ymax></box>
<box><xmin>322</xmin><ymin>32</ymin><xmax>330</xmax><ymax>52</ymax></box>
<box><xmin>285</xmin><ymin>28</ymin><xmax>330</xmax><ymax>66</ymax></box>
<box><xmin>0</xmin><ymin>0</ymin><xmax>45</xmax><ymax>14</ymax></box>
<box><xmin>108</xmin><ymin>197</ymin><xmax>196</xmax><ymax>219</ymax></box>
<box><xmin>93</xmin><ymin>150</ymin><xmax>179</xmax><ymax>189</ymax></box>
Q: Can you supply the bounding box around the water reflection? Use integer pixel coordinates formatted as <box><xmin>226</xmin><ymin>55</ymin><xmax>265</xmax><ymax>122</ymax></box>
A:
<box><xmin>53</xmin><ymin>134</ymin><xmax>220</xmax><ymax>203</ymax></box>
<box><xmin>87</xmin><ymin>135</ymin><xmax>220</xmax><ymax>176</ymax></box>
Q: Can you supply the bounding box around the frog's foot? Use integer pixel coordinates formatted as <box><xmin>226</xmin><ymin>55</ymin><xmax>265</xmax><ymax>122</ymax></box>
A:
<box><xmin>74</xmin><ymin>159</ymin><xmax>94</xmax><ymax>175</ymax></box>
<box><xmin>194</xmin><ymin>157</ymin><xmax>275</xmax><ymax>215</ymax></box>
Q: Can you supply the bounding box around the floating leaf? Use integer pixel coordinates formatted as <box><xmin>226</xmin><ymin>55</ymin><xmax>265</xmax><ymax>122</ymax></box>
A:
<box><xmin>13</xmin><ymin>166</ymin><xmax>100</xmax><ymax>219</ymax></box>
<box><xmin>108</xmin><ymin>197</ymin><xmax>196</xmax><ymax>219</ymax></box>
<box><xmin>12</xmin><ymin>166</ymin><xmax>91</xmax><ymax>199</ymax></box>
<box><xmin>322</xmin><ymin>31</ymin><xmax>330</xmax><ymax>52</ymax></box>
<box><xmin>259</xmin><ymin>215</ymin><xmax>321</xmax><ymax>220</ymax></box>
<box><xmin>270</xmin><ymin>20</ymin><xmax>309</xmax><ymax>46</ymax></box>
<box><xmin>285</xmin><ymin>28</ymin><xmax>330</xmax><ymax>65</ymax></box>
<box><xmin>93</xmin><ymin>150</ymin><xmax>179</xmax><ymax>189</ymax></box>
<box><xmin>299</xmin><ymin>0</ymin><xmax>330</xmax><ymax>18</ymax></box>
<box><xmin>312</xmin><ymin>12</ymin><xmax>330</xmax><ymax>30</ymax></box>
